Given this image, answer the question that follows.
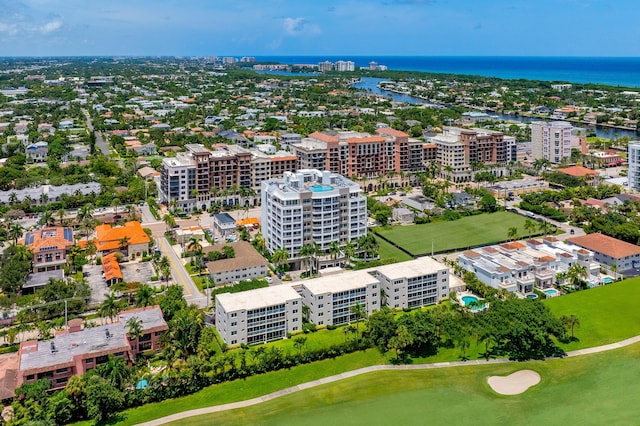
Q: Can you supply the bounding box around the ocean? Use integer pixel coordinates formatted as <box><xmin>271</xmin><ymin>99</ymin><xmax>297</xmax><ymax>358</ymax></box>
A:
<box><xmin>255</xmin><ymin>56</ymin><xmax>640</xmax><ymax>88</ymax></box>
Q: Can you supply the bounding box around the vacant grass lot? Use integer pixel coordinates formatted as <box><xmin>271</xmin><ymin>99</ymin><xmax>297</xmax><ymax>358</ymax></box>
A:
<box><xmin>374</xmin><ymin>235</ymin><xmax>413</xmax><ymax>263</ymax></box>
<box><xmin>170</xmin><ymin>343</ymin><xmax>640</xmax><ymax>426</ymax></box>
<box><xmin>376</xmin><ymin>211</ymin><xmax>533</xmax><ymax>255</ymax></box>
<box><xmin>546</xmin><ymin>278</ymin><xmax>640</xmax><ymax>351</ymax></box>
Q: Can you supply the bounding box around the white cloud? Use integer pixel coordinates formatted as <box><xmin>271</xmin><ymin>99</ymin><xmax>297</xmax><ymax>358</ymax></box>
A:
<box><xmin>282</xmin><ymin>17</ymin><xmax>320</xmax><ymax>36</ymax></box>
<box><xmin>40</xmin><ymin>19</ymin><xmax>62</xmax><ymax>33</ymax></box>
<box><xmin>0</xmin><ymin>23</ymin><xmax>18</xmax><ymax>35</ymax></box>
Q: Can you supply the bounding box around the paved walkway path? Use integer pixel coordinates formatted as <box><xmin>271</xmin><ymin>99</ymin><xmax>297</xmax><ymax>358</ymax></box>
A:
<box><xmin>136</xmin><ymin>334</ymin><xmax>640</xmax><ymax>426</ymax></box>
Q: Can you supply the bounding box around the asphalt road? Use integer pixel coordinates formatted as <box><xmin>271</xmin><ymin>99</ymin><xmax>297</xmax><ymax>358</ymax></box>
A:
<box><xmin>156</xmin><ymin>236</ymin><xmax>207</xmax><ymax>308</ymax></box>
<box><xmin>81</xmin><ymin>108</ymin><xmax>110</xmax><ymax>155</ymax></box>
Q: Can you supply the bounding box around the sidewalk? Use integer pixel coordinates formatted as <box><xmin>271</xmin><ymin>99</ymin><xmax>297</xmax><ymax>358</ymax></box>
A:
<box><xmin>136</xmin><ymin>334</ymin><xmax>640</xmax><ymax>426</ymax></box>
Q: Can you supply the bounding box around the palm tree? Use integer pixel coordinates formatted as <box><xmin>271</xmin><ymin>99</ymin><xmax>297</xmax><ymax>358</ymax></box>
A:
<box><xmin>158</xmin><ymin>256</ymin><xmax>171</xmax><ymax>284</ymax></box>
<box><xmin>566</xmin><ymin>263</ymin><xmax>588</xmax><ymax>290</ymax></box>
<box><xmin>77</xmin><ymin>203</ymin><xmax>95</xmax><ymax>223</ymax></box>
<box><xmin>186</xmin><ymin>237</ymin><xmax>202</xmax><ymax>255</ymax></box>
<box><xmin>524</xmin><ymin>219</ymin><xmax>536</xmax><ymax>239</ymax></box>
<box><xmin>38</xmin><ymin>210</ymin><xmax>54</xmax><ymax>227</ymax></box>
<box><xmin>8</xmin><ymin>223</ymin><xmax>23</xmax><ymax>245</ymax></box>
<box><xmin>163</xmin><ymin>213</ymin><xmax>176</xmax><ymax>232</ymax></box>
<box><xmin>86</xmin><ymin>240</ymin><xmax>97</xmax><ymax>264</ymax></box>
<box><xmin>119</xmin><ymin>236</ymin><xmax>130</xmax><ymax>255</ymax></box>
<box><xmin>299</xmin><ymin>242</ymin><xmax>319</xmax><ymax>277</ymax></box>
<box><xmin>135</xmin><ymin>284</ymin><xmax>155</xmax><ymax>307</ymax></box>
<box><xmin>349</xmin><ymin>301</ymin><xmax>367</xmax><ymax>342</ymax></box>
<box><xmin>610</xmin><ymin>263</ymin><xmax>618</xmax><ymax>281</ymax></box>
<box><xmin>111</xmin><ymin>197</ymin><xmax>121</xmax><ymax>218</ymax></box>
<box><xmin>344</xmin><ymin>240</ymin><xmax>356</xmax><ymax>267</ymax></box>
<box><xmin>8</xmin><ymin>192</ymin><xmax>18</xmax><ymax>206</ymax></box>
<box><xmin>328</xmin><ymin>241</ymin><xmax>341</xmax><ymax>260</ymax></box>
<box><xmin>507</xmin><ymin>227</ymin><xmax>518</xmax><ymax>242</ymax></box>
<box><xmin>271</xmin><ymin>247</ymin><xmax>290</xmax><ymax>272</ymax></box>
<box><xmin>560</xmin><ymin>314</ymin><xmax>580</xmax><ymax>340</ymax></box>
<box><xmin>357</xmin><ymin>233</ymin><xmax>379</xmax><ymax>259</ymax></box>
<box><xmin>56</xmin><ymin>208</ymin><xmax>66</xmax><ymax>226</ymax></box>
<box><xmin>126</xmin><ymin>316</ymin><xmax>143</xmax><ymax>341</ymax></box>
<box><xmin>99</xmin><ymin>293</ymin><xmax>122</xmax><ymax>323</ymax></box>
<box><xmin>538</xmin><ymin>220</ymin><xmax>550</xmax><ymax>237</ymax></box>
<box><xmin>252</xmin><ymin>232</ymin><xmax>266</xmax><ymax>253</ymax></box>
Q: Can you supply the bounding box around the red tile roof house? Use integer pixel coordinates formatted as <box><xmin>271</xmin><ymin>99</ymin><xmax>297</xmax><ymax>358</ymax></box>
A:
<box><xmin>20</xmin><ymin>227</ymin><xmax>75</xmax><ymax>273</ymax></box>
<box><xmin>17</xmin><ymin>306</ymin><xmax>167</xmax><ymax>391</ymax></box>
<box><xmin>95</xmin><ymin>221</ymin><xmax>150</xmax><ymax>258</ymax></box>
<box><xmin>568</xmin><ymin>233</ymin><xmax>640</xmax><ymax>272</ymax></box>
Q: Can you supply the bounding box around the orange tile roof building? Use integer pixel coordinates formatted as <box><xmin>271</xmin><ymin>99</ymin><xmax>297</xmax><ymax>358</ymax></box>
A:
<box><xmin>556</xmin><ymin>166</ymin><xmax>601</xmax><ymax>186</ymax></box>
<box><xmin>95</xmin><ymin>221</ymin><xmax>150</xmax><ymax>258</ymax></box>
<box><xmin>568</xmin><ymin>233</ymin><xmax>640</xmax><ymax>272</ymax></box>
<box><xmin>21</xmin><ymin>227</ymin><xmax>75</xmax><ymax>273</ymax></box>
<box><xmin>102</xmin><ymin>252</ymin><xmax>123</xmax><ymax>286</ymax></box>
<box><xmin>17</xmin><ymin>306</ymin><xmax>167</xmax><ymax>392</ymax></box>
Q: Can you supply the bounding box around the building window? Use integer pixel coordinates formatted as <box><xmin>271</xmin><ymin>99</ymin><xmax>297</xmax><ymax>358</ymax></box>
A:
<box><xmin>56</xmin><ymin>367</ymin><xmax>68</xmax><ymax>373</ymax></box>
<box><xmin>231</xmin><ymin>322</ymin><xmax>237</xmax><ymax>326</ymax></box>
<box><xmin>26</xmin><ymin>374</ymin><xmax>35</xmax><ymax>381</ymax></box>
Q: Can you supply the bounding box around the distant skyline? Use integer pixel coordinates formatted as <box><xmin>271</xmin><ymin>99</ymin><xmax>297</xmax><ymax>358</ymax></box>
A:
<box><xmin>1</xmin><ymin>0</ymin><xmax>639</xmax><ymax>57</ymax></box>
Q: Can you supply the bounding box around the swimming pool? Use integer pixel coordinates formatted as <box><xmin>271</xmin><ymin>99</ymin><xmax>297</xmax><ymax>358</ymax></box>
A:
<box><xmin>603</xmin><ymin>277</ymin><xmax>614</xmax><ymax>284</ymax></box>
<box><xmin>526</xmin><ymin>293</ymin><xmax>538</xmax><ymax>299</ymax></box>
<box><xmin>461</xmin><ymin>295</ymin><xmax>479</xmax><ymax>306</ymax></box>
<box><xmin>544</xmin><ymin>288</ymin><xmax>560</xmax><ymax>297</ymax></box>
<box><xmin>309</xmin><ymin>184</ymin><xmax>334</xmax><ymax>192</ymax></box>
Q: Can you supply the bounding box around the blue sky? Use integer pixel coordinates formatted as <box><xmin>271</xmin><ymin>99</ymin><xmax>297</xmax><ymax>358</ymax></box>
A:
<box><xmin>0</xmin><ymin>0</ymin><xmax>638</xmax><ymax>57</ymax></box>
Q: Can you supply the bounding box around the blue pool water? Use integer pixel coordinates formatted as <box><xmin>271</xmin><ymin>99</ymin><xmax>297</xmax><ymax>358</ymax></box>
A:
<box><xmin>527</xmin><ymin>294</ymin><xmax>538</xmax><ymax>299</ymax></box>
<box><xmin>544</xmin><ymin>289</ymin><xmax>559</xmax><ymax>296</ymax></box>
<box><xmin>309</xmin><ymin>184</ymin><xmax>334</xmax><ymax>192</ymax></box>
<box><xmin>603</xmin><ymin>277</ymin><xmax>614</xmax><ymax>284</ymax></box>
<box><xmin>461</xmin><ymin>295</ymin><xmax>479</xmax><ymax>306</ymax></box>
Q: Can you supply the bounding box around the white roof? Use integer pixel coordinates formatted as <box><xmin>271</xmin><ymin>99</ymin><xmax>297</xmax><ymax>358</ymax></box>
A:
<box><xmin>301</xmin><ymin>270</ymin><xmax>379</xmax><ymax>295</ymax></box>
<box><xmin>375</xmin><ymin>257</ymin><xmax>448</xmax><ymax>280</ymax></box>
<box><xmin>216</xmin><ymin>285</ymin><xmax>301</xmax><ymax>312</ymax></box>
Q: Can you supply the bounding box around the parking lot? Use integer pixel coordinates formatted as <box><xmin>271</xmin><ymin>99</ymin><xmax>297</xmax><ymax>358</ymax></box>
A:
<box><xmin>83</xmin><ymin>264</ymin><xmax>108</xmax><ymax>305</ymax></box>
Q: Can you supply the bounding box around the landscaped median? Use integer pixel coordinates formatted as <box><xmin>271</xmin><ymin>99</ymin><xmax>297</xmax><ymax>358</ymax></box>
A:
<box><xmin>83</xmin><ymin>278</ymin><xmax>640</xmax><ymax>426</ymax></box>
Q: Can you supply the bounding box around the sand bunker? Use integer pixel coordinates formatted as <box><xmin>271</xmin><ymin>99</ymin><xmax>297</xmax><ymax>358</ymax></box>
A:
<box><xmin>488</xmin><ymin>370</ymin><xmax>541</xmax><ymax>395</ymax></box>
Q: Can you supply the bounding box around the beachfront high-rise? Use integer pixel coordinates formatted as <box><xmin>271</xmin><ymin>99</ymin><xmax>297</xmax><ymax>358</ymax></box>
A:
<box><xmin>531</xmin><ymin>121</ymin><xmax>573</xmax><ymax>164</ymax></box>
<box><xmin>261</xmin><ymin>169</ymin><xmax>367</xmax><ymax>267</ymax></box>
<box><xmin>628</xmin><ymin>141</ymin><xmax>640</xmax><ymax>191</ymax></box>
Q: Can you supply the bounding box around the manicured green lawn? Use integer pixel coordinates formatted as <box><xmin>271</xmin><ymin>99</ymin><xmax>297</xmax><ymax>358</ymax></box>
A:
<box><xmin>374</xmin><ymin>236</ymin><xmax>413</xmax><ymax>263</ymax></box>
<box><xmin>376</xmin><ymin>212</ymin><xmax>533</xmax><ymax>255</ymax></box>
<box><xmin>93</xmin><ymin>350</ymin><xmax>387</xmax><ymax>426</ymax></box>
<box><xmin>169</xmin><ymin>343</ymin><xmax>640</xmax><ymax>426</ymax></box>
<box><xmin>91</xmin><ymin>278</ymin><xmax>640</xmax><ymax>426</ymax></box>
<box><xmin>545</xmin><ymin>278</ymin><xmax>640</xmax><ymax>351</ymax></box>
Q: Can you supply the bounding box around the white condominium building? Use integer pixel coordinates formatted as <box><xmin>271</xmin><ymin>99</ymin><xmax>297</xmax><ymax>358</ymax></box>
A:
<box><xmin>261</xmin><ymin>169</ymin><xmax>367</xmax><ymax>263</ymax></box>
<box><xmin>373</xmin><ymin>258</ymin><xmax>450</xmax><ymax>309</ymax></box>
<box><xmin>531</xmin><ymin>121</ymin><xmax>573</xmax><ymax>164</ymax></box>
<box><xmin>457</xmin><ymin>237</ymin><xmax>600</xmax><ymax>293</ymax></box>
<box><xmin>301</xmin><ymin>270</ymin><xmax>380</xmax><ymax>326</ymax></box>
<box><xmin>215</xmin><ymin>286</ymin><xmax>302</xmax><ymax>346</ymax></box>
<box><xmin>628</xmin><ymin>141</ymin><xmax>640</xmax><ymax>191</ymax></box>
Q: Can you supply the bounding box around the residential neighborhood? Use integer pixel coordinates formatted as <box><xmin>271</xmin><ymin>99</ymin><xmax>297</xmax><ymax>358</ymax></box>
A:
<box><xmin>0</xmin><ymin>56</ymin><xmax>640</xmax><ymax>425</ymax></box>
